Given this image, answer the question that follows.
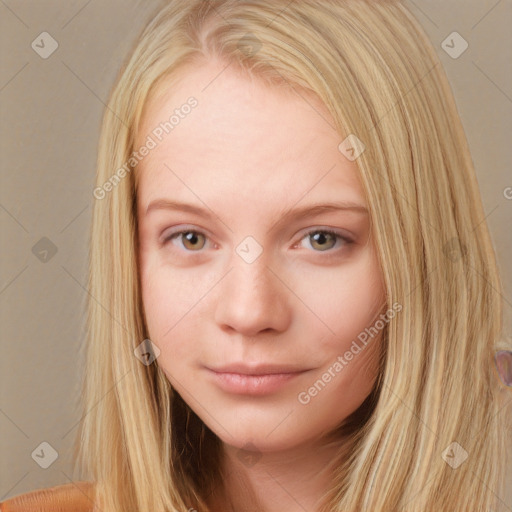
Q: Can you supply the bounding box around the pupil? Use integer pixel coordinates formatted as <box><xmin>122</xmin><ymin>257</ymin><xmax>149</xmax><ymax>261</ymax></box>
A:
<box><xmin>312</xmin><ymin>232</ymin><xmax>333</xmax><ymax>250</ymax></box>
<box><xmin>314</xmin><ymin>232</ymin><xmax>328</xmax><ymax>244</ymax></box>
<box><xmin>186</xmin><ymin>232</ymin><xmax>198</xmax><ymax>245</ymax></box>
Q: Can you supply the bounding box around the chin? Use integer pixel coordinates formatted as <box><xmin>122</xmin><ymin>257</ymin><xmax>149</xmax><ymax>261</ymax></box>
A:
<box><xmin>200</xmin><ymin>406</ymin><xmax>336</xmax><ymax>454</ymax></box>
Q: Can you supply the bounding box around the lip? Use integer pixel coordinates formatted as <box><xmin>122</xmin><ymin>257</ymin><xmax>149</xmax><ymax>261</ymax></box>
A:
<box><xmin>204</xmin><ymin>363</ymin><xmax>310</xmax><ymax>395</ymax></box>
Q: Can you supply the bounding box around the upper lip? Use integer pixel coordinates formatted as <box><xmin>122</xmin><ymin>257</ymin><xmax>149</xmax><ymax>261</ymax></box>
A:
<box><xmin>206</xmin><ymin>363</ymin><xmax>310</xmax><ymax>376</ymax></box>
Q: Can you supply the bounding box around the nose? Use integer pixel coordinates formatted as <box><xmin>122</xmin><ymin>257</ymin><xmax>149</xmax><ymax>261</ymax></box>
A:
<box><xmin>214</xmin><ymin>256</ymin><xmax>292</xmax><ymax>337</ymax></box>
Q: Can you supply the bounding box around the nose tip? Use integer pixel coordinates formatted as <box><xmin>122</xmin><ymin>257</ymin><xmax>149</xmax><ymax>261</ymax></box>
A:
<box><xmin>214</xmin><ymin>260</ymin><xmax>291</xmax><ymax>337</ymax></box>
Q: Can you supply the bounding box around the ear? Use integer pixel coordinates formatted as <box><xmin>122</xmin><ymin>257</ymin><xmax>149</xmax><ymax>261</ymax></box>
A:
<box><xmin>495</xmin><ymin>350</ymin><xmax>512</xmax><ymax>387</ymax></box>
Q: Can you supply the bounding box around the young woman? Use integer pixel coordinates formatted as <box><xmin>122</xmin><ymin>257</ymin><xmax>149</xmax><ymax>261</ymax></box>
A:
<box><xmin>2</xmin><ymin>1</ymin><xmax>510</xmax><ymax>511</ymax></box>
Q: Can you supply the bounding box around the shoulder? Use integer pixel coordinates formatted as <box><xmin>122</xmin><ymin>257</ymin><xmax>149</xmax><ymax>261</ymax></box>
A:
<box><xmin>0</xmin><ymin>481</ymin><xmax>97</xmax><ymax>511</ymax></box>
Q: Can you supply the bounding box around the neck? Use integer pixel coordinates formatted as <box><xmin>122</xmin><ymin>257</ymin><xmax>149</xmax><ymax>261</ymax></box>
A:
<box><xmin>209</xmin><ymin>435</ymin><xmax>349</xmax><ymax>512</ymax></box>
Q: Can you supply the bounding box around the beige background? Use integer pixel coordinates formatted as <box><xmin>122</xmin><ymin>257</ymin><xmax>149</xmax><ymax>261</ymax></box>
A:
<box><xmin>1</xmin><ymin>0</ymin><xmax>511</xmax><ymax>506</ymax></box>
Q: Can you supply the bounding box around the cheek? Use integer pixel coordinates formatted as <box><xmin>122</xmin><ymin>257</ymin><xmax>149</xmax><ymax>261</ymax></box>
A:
<box><xmin>139</xmin><ymin>249</ymin><xmax>182</xmax><ymax>344</ymax></box>
<box><xmin>300</xmin><ymin>250</ymin><xmax>385</xmax><ymax>394</ymax></box>
<box><xmin>138</xmin><ymin>250</ymin><xmax>215</xmax><ymax>365</ymax></box>
<box><xmin>301</xmin><ymin>249</ymin><xmax>385</xmax><ymax>348</ymax></box>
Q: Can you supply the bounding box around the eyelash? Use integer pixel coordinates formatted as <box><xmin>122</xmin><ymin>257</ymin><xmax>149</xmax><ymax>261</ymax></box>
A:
<box><xmin>161</xmin><ymin>227</ymin><xmax>353</xmax><ymax>257</ymax></box>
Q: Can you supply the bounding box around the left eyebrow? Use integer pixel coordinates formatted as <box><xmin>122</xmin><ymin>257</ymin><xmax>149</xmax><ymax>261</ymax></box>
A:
<box><xmin>271</xmin><ymin>201</ymin><xmax>368</xmax><ymax>225</ymax></box>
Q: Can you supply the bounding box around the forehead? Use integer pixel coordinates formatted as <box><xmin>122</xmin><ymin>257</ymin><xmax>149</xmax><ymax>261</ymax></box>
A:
<box><xmin>135</xmin><ymin>60</ymin><xmax>366</xmax><ymax>212</ymax></box>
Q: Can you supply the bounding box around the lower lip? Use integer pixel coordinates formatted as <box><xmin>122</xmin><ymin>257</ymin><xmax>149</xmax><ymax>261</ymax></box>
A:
<box><xmin>206</xmin><ymin>369</ymin><xmax>305</xmax><ymax>395</ymax></box>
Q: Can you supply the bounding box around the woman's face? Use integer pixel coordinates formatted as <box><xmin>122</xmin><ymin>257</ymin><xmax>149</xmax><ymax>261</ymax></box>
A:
<box><xmin>136</xmin><ymin>59</ymin><xmax>386</xmax><ymax>453</ymax></box>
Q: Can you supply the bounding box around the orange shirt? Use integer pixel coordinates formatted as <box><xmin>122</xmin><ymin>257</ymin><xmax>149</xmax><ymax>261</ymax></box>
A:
<box><xmin>0</xmin><ymin>481</ymin><xmax>96</xmax><ymax>511</ymax></box>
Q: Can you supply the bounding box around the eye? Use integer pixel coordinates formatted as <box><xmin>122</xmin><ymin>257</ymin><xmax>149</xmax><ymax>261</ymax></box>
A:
<box><xmin>163</xmin><ymin>229</ymin><xmax>208</xmax><ymax>251</ymax></box>
<box><xmin>161</xmin><ymin>227</ymin><xmax>353</xmax><ymax>255</ymax></box>
<box><xmin>299</xmin><ymin>229</ymin><xmax>352</xmax><ymax>252</ymax></box>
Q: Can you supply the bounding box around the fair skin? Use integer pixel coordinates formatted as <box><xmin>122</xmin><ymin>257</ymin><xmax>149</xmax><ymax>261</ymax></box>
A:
<box><xmin>136</xmin><ymin>58</ymin><xmax>386</xmax><ymax>511</ymax></box>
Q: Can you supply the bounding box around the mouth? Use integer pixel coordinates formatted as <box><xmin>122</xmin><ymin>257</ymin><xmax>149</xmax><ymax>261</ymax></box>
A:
<box><xmin>204</xmin><ymin>363</ymin><xmax>311</xmax><ymax>395</ymax></box>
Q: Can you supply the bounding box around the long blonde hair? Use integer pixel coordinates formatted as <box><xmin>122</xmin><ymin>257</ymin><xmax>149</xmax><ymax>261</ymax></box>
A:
<box><xmin>75</xmin><ymin>1</ymin><xmax>510</xmax><ymax>510</ymax></box>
